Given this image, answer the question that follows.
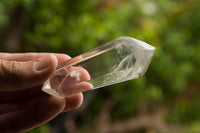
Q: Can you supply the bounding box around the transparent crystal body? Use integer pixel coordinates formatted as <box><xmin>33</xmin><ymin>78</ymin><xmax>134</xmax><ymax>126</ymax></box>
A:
<box><xmin>42</xmin><ymin>37</ymin><xmax>155</xmax><ymax>97</ymax></box>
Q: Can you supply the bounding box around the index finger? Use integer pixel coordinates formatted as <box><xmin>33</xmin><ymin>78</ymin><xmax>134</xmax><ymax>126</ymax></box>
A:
<box><xmin>0</xmin><ymin>53</ymin><xmax>71</xmax><ymax>64</ymax></box>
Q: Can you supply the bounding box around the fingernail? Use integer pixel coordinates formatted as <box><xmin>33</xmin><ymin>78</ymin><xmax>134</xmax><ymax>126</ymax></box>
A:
<box><xmin>34</xmin><ymin>55</ymin><xmax>50</xmax><ymax>71</ymax></box>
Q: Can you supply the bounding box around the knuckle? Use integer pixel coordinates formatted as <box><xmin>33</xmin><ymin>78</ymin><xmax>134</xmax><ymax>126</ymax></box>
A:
<box><xmin>0</xmin><ymin>60</ymin><xmax>25</xmax><ymax>90</ymax></box>
<box><xmin>0</xmin><ymin>60</ymin><xmax>21</xmax><ymax>77</ymax></box>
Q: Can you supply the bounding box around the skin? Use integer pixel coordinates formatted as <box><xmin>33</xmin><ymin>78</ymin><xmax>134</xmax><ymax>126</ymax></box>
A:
<box><xmin>0</xmin><ymin>53</ymin><xmax>86</xmax><ymax>132</ymax></box>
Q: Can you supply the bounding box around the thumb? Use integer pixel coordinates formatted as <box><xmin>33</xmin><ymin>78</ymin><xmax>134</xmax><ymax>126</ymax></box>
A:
<box><xmin>0</xmin><ymin>54</ymin><xmax>58</xmax><ymax>91</ymax></box>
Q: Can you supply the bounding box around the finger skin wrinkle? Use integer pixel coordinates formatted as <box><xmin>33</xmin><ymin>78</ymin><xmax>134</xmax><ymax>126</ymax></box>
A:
<box><xmin>0</xmin><ymin>60</ymin><xmax>23</xmax><ymax>78</ymax></box>
<box><xmin>0</xmin><ymin>60</ymin><xmax>30</xmax><ymax>91</ymax></box>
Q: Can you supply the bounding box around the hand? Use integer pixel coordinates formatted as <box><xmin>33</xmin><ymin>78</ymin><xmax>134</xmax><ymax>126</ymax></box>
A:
<box><xmin>49</xmin><ymin>55</ymin><xmax>93</xmax><ymax>97</ymax></box>
<box><xmin>0</xmin><ymin>53</ymin><xmax>83</xmax><ymax>132</ymax></box>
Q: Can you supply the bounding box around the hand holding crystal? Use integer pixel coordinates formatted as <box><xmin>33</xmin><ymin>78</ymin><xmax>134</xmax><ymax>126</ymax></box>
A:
<box><xmin>0</xmin><ymin>53</ymin><xmax>87</xmax><ymax>132</ymax></box>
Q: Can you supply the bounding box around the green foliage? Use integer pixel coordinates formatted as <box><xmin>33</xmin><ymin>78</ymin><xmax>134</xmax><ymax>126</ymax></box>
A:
<box><xmin>25</xmin><ymin>124</ymin><xmax>49</xmax><ymax>133</ymax></box>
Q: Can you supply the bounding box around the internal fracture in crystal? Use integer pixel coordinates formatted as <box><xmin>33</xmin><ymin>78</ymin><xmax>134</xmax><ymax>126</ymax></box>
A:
<box><xmin>42</xmin><ymin>37</ymin><xmax>156</xmax><ymax>98</ymax></box>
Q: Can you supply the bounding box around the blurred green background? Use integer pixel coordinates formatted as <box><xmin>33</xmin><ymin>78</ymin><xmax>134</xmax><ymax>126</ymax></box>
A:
<box><xmin>1</xmin><ymin>0</ymin><xmax>200</xmax><ymax>132</ymax></box>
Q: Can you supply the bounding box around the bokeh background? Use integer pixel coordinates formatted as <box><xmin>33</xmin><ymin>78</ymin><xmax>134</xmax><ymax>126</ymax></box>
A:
<box><xmin>1</xmin><ymin>0</ymin><xmax>200</xmax><ymax>133</ymax></box>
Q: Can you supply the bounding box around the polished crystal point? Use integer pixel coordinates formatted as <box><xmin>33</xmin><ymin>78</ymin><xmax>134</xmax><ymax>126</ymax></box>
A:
<box><xmin>42</xmin><ymin>37</ymin><xmax>155</xmax><ymax>97</ymax></box>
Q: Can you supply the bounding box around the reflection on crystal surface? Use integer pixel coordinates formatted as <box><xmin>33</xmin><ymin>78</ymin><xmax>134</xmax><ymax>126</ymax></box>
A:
<box><xmin>42</xmin><ymin>36</ymin><xmax>156</xmax><ymax>97</ymax></box>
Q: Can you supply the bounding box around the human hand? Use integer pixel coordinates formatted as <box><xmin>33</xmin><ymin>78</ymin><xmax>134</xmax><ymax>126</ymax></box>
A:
<box><xmin>0</xmin><ymin>53</ymin><xmax>84</xmax><ymax>132</ymax></box>
<box><xmin>48</xmin><ymin>55</ymin><xmax>93</xmax><ymax>97</ymax></box>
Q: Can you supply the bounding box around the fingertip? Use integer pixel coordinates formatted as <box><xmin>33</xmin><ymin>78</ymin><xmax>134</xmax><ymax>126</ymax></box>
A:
<box><xmin>63</xmin><ymin>93</ymin><xmax>83</xmax><ymax>112</ymax></box>
<box><xmin>48</xmin><ymin>54</ymin><xmax>58</xmax><ymax>71</ymax></box>
<box><xmin>33</xmin><ymin>54</ymin><xmax>58</xmax><ymax>73</ymax></box>
<box><xmin>53</xmin><ymin>54</ymin><xmax>71</xmax><ymax>64</ymax></box>
<box><xmin>19</xmin><ymin>54</ymin><xmax>58</xmax><ymax>90</ymax></box>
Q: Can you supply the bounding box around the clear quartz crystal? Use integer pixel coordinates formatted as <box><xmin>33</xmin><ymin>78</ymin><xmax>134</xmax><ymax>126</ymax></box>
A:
<box><xmin>42</xmin><ymin>37</ymin><xmax>156</xmax><ymax>98</ymax></box>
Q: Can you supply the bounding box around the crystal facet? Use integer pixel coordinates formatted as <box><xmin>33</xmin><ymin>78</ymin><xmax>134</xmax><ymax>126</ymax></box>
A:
<box><xmin>42</xmin><ymin>37</ymin><xmax>156</xmax><ymax>97</ymax></box>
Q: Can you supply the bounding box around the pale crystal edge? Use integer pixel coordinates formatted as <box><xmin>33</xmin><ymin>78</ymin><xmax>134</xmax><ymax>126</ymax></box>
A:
<box><xmin>42</xmin><ymin>36</ymin><xmax>156</xmax><ymax>97</ymax></box>
<box><xmin>90</xmin><ymin>75</ymin><xmax>140</xmax><ymax>91</ymax></box>
<box><xmin>117</xmin><ymin>36</ymin><xmax>156</xmax><ymax>51</ymax></box>
<box><xmin>42</xmin><ymin>81</ymin><xmax>64</xmax><ymax>98</ymax></box>
<box><xmin>59</xmin><ymin>36</ymin><xmax>155</xmax><ymax>68</ymax></box>
<box><xmin>139</xmin><ymin>50</ymin><xmax>156</xmax><ymax>77</ymax></box>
